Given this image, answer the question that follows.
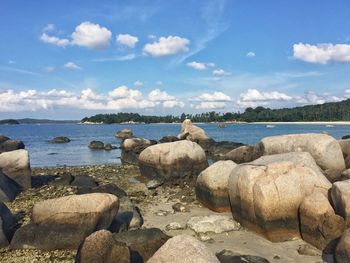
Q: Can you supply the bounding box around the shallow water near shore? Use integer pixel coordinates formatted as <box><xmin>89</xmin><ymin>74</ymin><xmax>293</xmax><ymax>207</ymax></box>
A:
<box><xmin>0</xmin><ymin>123</ymin><xmax>349</xmax><ymax>167</ymax></box>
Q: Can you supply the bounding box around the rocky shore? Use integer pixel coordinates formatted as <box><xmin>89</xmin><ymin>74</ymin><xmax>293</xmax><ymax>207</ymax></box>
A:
<box><xmin>2</xmin><ymin>119</ymin><xmax>350</xmax><ymax>262</ymax></box>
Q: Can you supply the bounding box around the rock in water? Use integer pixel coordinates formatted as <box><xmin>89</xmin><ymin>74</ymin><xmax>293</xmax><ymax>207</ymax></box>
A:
<box><xmin>147</xmin><ymin>234</ymin><xmax>220</xmax><ymax>263</ymax></box>
<box><xmin>259</xmin><ymin>133</ymin><xmax>345</xmax><ymax>181</ymax></box>
<box><xmin>115</xmin><ymin>129</ymin><xmax>133</xmax><ymax>140</ymax></box>
<box><xmin>196</xmin><ymin>160</ymin><xmax>237</xmax><ymax>212</ymax></box>
<box><xmin>331</xmin><ymin>180</ymin><xmax>350</xmax><ymax>227</ymax></box>
<box><xmin>138</xmin><ymin>140</ymin><xmax>208</xmax><ymax>182</ymax></box>
<box><xmin>76</xmin><ymin>230</ymin><xmax>130</xmax><ymax>263</ymax></box>
<box><xmin>120</xmin><ymin>138</ymin><xmax>155</xmax><ymax>165</ymax></box>
<box><xmin>336</xmin><ymin>229</ymin><xmax>350</xmax><ymax>263</ymax></box>
<box><xmin>228</xmin><ymin>159</ymin><xmax>331</xmax><ymax>242</ymax></box>
<box><xmin>299</xmin><ymin>192</ymin><xmax>345</xmax><ymax>251</ymax></box>
<box><xmin>11</xmin><ymin>193</ymin><xmax>119</xmax><ymax>250</ymax></box>
<box><xmin>187</xmin><ymin>215</ymin><xmax>240</xmax><ymax>234</ymax></box>
<box><xmin>88</xmin><ymin>141</ymin><xmax>105</xmax><ymax>150</ymax></box>
<box><xmin>50</xmin><ymin>136</ymin><xmax>70</xmax><ymax>143</ymax></box>
<box><xmin>113</xmin><ymin>228</ymin><xmax>170</xmax><ymax>262</ymax></box>
<box><xmin>0</xmin><ymin>170</ymin><xmax>22</xmax><ymax>202</ymax></box>
<box><xmin>0</xmin><ymin>149</ymin><xmax>31</xmax><ymax>189</ymax></box>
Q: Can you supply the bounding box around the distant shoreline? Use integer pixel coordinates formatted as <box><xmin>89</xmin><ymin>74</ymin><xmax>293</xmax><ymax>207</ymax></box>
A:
<box><xmin>251</xmin><ymin>121</ymin><xmax>350</xmax><ymax>125</ymax></box>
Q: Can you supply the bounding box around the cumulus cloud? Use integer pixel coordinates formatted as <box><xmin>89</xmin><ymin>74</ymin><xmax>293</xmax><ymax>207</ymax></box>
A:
<box><xmin>191</xmin><ymin>91</ymin><xmax>231</xmax><ymax>109</ymax></box>
<box><xmin>108</xmin><ymin>86</ymin><xmax>142</xmax><ymax>99</ymax></box>
<box><xmin>39</xmin><ymin>33</ymin><xmax>70</xmax><ymax>47</ymax></box>
<box><xmin>247</xmin><ymin>51</ymin><xmax>256</xmax><ymax>57</ymax></box>
<box><xmin>212</xmin><ymin>69</ymin><xmax>231</xmax><ymax>76</ymax></box>
<box><xmin>186</xmin><ymin>61</ymin><xmax>215</xmax><ymax>70</ymax></box>
<box><xmin>71</xmin><ymin>22</ymin><xmax>112</xmax><ymax>49</ymax></box>
<box><xmin>116</xmin><ymin>34</ymin><xmax>139</xmax><ymax>48</ymax></box>
<box><xmin>198</xmin><ymin>91</ymin><xmax>231</xmax><ymax>102</ymax></box>
<box><xmin>163</xmin><ymin>100</ymin><xmax>185</xmax><ymax>108</ymax></box>
<box><xmin>239</xmin><ymin>88</ymin><xmax>292</xmax><ymax>102</ymax></box>
<box><xmin>63</xmin><ymin>62</ymin><xmax>82</xmax><ymax>70</ymax></box>
<box><xmin>293</xmin><ymin>43</ymin><xmax>350</xmax><ymax>64</ymax></box>
<box><xmin>143</xmin><ymin>36</ymin><xmax>190</xmax><ymax>57</ymax></box>
<box><xmin>148</xmin><ymin>89</ymin><xmax>184</xmax><ymax>108</ymax></box>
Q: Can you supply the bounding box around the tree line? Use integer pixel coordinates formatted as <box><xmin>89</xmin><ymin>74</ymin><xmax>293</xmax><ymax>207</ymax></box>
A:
<box><xmin>81</xmin><ymin>99</ymin><xmax>350</xmax><ymax>123</ymax></box>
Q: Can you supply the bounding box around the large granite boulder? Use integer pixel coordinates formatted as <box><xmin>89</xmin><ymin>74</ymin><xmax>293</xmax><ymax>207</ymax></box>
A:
<box><xmin>11</xmin><ymin>193</ymin><xmax>119</xmax><ymax>250</ymax></box>
<box><xmin>259</xmin><ymin>133</ymin><xmax>345</xmax><ymax>181</ymax></box>
<box><xmin>115</xmin><ymin>129</ymin><xmax>133</xmax><ymax>140</ymax></box>
<box><xmin>76</xmin><ymin>230</ymin><xmax>130</xmax><ymax>263</ymax></box>
<box><xmin>0</xmin><ymin>139</ymin><xmax>25</xmax><ymax>153</ymax></box>
<box><xmin>147</xmin><ymin>234</ymin><xmax>220</xmax><ymax>263</ymax></box>
<box><xmin>138</xmin><ymin>140</ymin><xmax>208</xmax><ymax>182</ymax></box>
<box><xmin>225</xmin><ymin>145</ymin><xmax>262</xmax><ymax>163</ymax></box>
<box><xmin>113</xmin><ymin>228</ymin><xmax>170</xmax><ymax>262</ymax></box>
<box><xmin>331</xmin><ymin>180</ymin><xmax>350</xmax><ymax>227</ymax></box>
<box><xmin>0</xmin><ymin>149</ymin><xmax>31</xmax><ymax>189</ymax></box>
<box><xmin>228</xmin><ymin>159</ymin><xmax>331</xmax><ymax>242</ymax></box>
<box><xmin>336</xmin><ymin>229</ymin><xmax>350</xmax><ymax>263</ymax></box>
<box><xmin>339</xmin><ymin>139</ymin><xmax>350</xmax><ymax>156</ymax></box>
<box><xmin>0</xmin><ymin>202</ymin><xmax>18</xmax><ymax>248</ymax></box>
<box><xmin>0</xmin><ymin>170</ymin><xmax>22</xmax><ymax>202</ymax></box>
<box><xmin>196</xmin><ymin>160</ymin><xmax>237</xmax><ymax>212</ymax></box>
<box><xmin>299</xmin><ymin>192</ymin><xmax>345</xmax><ymax>251</ymax></box>
<box><xmin>120</xmin><ymin>138</ymin><xmax>155</xmax><ymax>165</ymax></box>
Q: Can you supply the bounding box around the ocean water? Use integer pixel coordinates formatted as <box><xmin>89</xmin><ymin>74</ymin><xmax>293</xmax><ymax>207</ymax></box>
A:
<box><xmin>0</xmin><ymin>123</ymin><xmax>349</xmax><ymax>167</ymax></box>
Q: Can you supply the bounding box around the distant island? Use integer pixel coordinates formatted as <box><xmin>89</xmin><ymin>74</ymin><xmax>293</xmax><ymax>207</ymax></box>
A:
<box><xmin>81</xmin><ymin>99</ymin><xmax>350</xmax><ymax>124</ymax></box>
<box><xmin>0</xmin><ymin>118</ymin><xmax>79</xmax><ymax>125</ymax></box>
<box><xmin>0</xmin><ymin>119</ymin><xmax>20</xmax><ymax>125</ymax></box>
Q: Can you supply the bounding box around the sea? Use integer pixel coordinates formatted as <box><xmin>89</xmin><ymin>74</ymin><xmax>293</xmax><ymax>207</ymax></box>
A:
<box><xmin>0</xmin><ymin>123</ymin><xmax>349</xmax><ymax>167</ymax></box>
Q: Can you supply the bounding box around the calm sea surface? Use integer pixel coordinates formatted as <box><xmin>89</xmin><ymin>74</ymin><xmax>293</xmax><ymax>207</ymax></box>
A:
<box><xmin>0</xmin><ymin>123</ymin><xmax>349</xmax><ymax>167</ymax></box>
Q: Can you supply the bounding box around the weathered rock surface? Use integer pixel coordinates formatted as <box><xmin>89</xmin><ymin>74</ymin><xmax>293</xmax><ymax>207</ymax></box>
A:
<box><xmin>0</xmin><ymin>140</ymin><xmax>25</xmax><ymax>153</ymax></box>
<box><xmin>187</xmin><ymin>215</ymin><xmax>240</xmax><ymax>234</ymax></box>
<box><xmin>115</xmin><ymin>129</ymin><xmax>133</xmax><ymax>140</ymax></box>
<box><xmin>113</xmin><ymin>228</ymin><xmax>169</xmax><ymax>262</ymax></box>
<box><xmin>216</xmin><ymin>249</ymin><xmax>270</xmax><ymax>263</ymax></box>
<box><xmin>0</xmin><ymin>170</ymin><xmax>22</xmax><ymax>202</ymax></box>
<box><xmin>336</xmin><ymin>229</ymin><xmax>350</xmax><ymax>263</ymax></box>
<box><xmin>228</xmin><ymin>159</ymin><xmax>331</xmax><ymax>242</ymax></box>
<box><xmin>50</xmin><ymin>137</ymin><xmax>70</xmax><ymax>143</ymax></box>
<box><xmin>0</xmin><ymin>149</ymin><xmax>31</xmax><ymax>189</ymax></box>
<box><xmin>339</xmin><ymin>139</ymin><xmax>350</xmax><ymax>156</ymax></box>
<box><xmin>76</xmin><ymin>230</ymin><xmax>130</xmax><ymax>263</ymax></box>
<box><xmin>139</xmin><ymin>140</ymin><xmax>208</xmax><ymax>182</ymax></box>
<box><xmin>147</xmin><ymin>234</ymin><xmax>220</xmax><ymax>263</ymax></box>
<box><xmin>159</xmin><ymin>135</ymin><xmax>179</xmax><ymax>143</ymax></box>
<box><xmin>120</xmin><ymin>138</ymin><xmax>155</xmax><ymax>165</ymax></box>
<box><xmin>299</xmin><ymin>192</ymin><xmax>345</xmax><ymax>251</ymax></box>
<box><xmin>11</xmin><ymin>193</ymin><xmax>119</xmax><ymax>250</ymax></box>
<box><xmin>71</xmin><ymin>175</ymin><xmax>98</xmax><ymax>189</ymax></box>
<box><xmin>259</xmin><ymin>133</ymin><xmax>345</xmax><ymax>181</ymax></box>
<box><xmin>331</xmin><ymin>180</ymin><xmax>350</xmax><ymax>227</ymax></box>
<box><xmin>225</xmin><ymin>145</ymin><xmax>261</xmax><ymax>164</ymax></box>
<box><xmin>297</xmin><ymin>244</ymin><xmax>321</xmax><ymax>257</ymax></box>
<box><xmin>0</xmin><ymin>202</ymin><xmax>18</xmax><ymax>248</ymax></box>
<box><xmin>208</xmin><ymin>141</ymin><xmax>245</xmax><ymax>161</ymax></box>
<box><xmin>196</xmin><ymin>160</ymin><xmax>237</xmax><ymax>212</ymax></box>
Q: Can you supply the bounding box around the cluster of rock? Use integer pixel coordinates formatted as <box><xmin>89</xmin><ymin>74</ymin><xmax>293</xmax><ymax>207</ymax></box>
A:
<box><xmin>89</xmin><ymin>141</ymin><xmax>116</xmax><ymax>151</ymax></box>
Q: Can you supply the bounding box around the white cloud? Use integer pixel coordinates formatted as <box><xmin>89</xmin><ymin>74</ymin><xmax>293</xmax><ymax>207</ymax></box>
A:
<box><xmin>134</xmin><ymin>81</ymin><xmax>144</xmax><ymax>87</ymax></box>
<box><xmin>63</xmin><ymin>62</ymin><xmax>82</xmax><ymax>70</ymax></box>
<box><xmin>40</xmin><ymin>33</ymin><xmax>70</xmax><ymax>47</ymax></box>
<box><xmin>212</xmin><ymin>69</ymin><xmax>231</xmax><ymax>76</ymax></box>
<box><xmin>143</xmin><ymin>36</ymin><xmax>190</xmax><ymax>57</ymax></box>
<box><xmin>247</xmin><ymin>51</ymin><xmax>256</xmax><ymax>57</ymax></box>
<box><xmin>108</xmin><ymin>86</ymin><xmax>142</xmax><ymax>99</ymax></box>
<box><xmin>71</xmin><ymin>22</ymin><xmax>112</xmax><ymax>49</ymax></box>
<box><xmin>191</xmin><ymin>91</ymin><xmax>231</xmax><ymax>109</ymax></box>
<box><xmin>93</xmin><ymin>54</ymin><xmax>136</xmax><ymax>62</ymax></box>
<box><xmin>148</xmin><ymin>89</ymin><xmax>175</xmax><ymax>101</ymax></box>
<box><xmin>163</xmin><ymin>100</ymin><xmax>185</xmax><ymax>108</ymax></box>
<box><xmin>43</xmin><ymin>24</ymin><xmax>55</xmax><ymax>32</ymax></box>
<box><xmin>293</xmin><ymin>43</ymin><xmax>350</xmax><ymax>64</ymax></box>
<box><xmin>186</xmin><ymin>61</ymin><xmax>215</xmax><ymax>70</ymax></box>
<box><xmin>239</xmin><ymin>88</ymin><xmax>292</xmax><ymax>102</ymax></box>
<box><xmin>116</xmin><ymin>34</ymin><xmax>139</xmax><ymax>48</ymax></box>
<box><xmin>194</xmin><ymin>101</ymin><xmax>227</xmax><ymax>109</ymax></box>
<box><xmin>198</xmin><ymin>91</ymin><xmax>231</xmax><ymax>102</ymax></box>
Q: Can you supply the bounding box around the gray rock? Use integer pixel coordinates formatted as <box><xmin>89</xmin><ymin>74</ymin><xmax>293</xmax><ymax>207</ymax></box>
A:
<box><xmin>0</xmin><ymin>202</ymin><xmax>18</xmax><ymax>248</ymax></box>
<box><xmin>172</xmin><ymin>202</ymin><xmax>189</xmax><ymax>213</ymax></box>
<box><xmin>0</xmin><ymin>140</ymin><xmax>25</xmax><ymax>153</ymax></box>
<box><xmin>165</xmin><ymin>222</ymin><xmax>184</xmax><ymax>231</ymax></box>
<box><xmin>225</xmin><ymin>145</ymin><xmax>261</xmax><ymax>164</ymax></box>
<box><xmin>159</xmin><ymin>135</ymin><xmax>179</xmax><ymax>143</ymax></box>
<box><xmin>336</xmin><ymin>229</ymin><xmax>350</xmax><ymax>263</ymax></box>
<box><xmin>120</xmin><ymin>138</ymin><xmax>155</xmax><ymax>165</ymax></box>
<box><xmin>50</xmin><ymin>137</ymin><xmax>70</xmax><ymax>143</ymax></box>
<box><xmin>0</xmin><ymin>170</ymin><xmax>22</xmax><ymax>202</ymax></box>
<box><xmin>187</xmin><ymin>215</ymin><xmax>240</xmax><ymax>234</ymax></box>
<box><xmin>146</xmin><ymin>179</ymin><xmax>164</xmax><ymax>189</ymax></box>
<box><xmin>115</xmin><ymin>129</ymin><xmax>133</xmax><ymax>140</ymax></box>
<box><xmin>88</xmin><ymin>141</ymin><xmax>105</xmax><ymax>150</ymax></box>
<box><xmin>71</xmin><ymin>175</ymin><xmax>98</xmax><ymax>189</ymax></box>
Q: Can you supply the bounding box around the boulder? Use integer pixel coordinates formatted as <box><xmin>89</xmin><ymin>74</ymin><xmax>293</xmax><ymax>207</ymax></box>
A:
<box><xmin>339</xmin><ymin>139</ymin><xmax>350</xmax><ymax>156</ymax></box>
<box><xmin>71</xmin><ymin>175</ymin><xmax>98</xmax><ymax>189</ymax></box>
<box><xmin>299</xmin><ymin>192</ymin><xmax>345</xmax><ymax>251</ymax></box>
<box><xmin>113</xmin><ymin>228</ymin><xmax>170</xmax><ymax>262</ymax></box>
<box><xmin>77</xmin><ymin>183</ymin><xmax>127</xmax><ymax>198</ymax></box>
<box><xmin>120</xmin><ymin>138</ymin><xmax>155</xmax><ymax>165</ymax></box>
<box><xmin>259</xmin><ymin>133</ymin><xmax>345</xmax><ymax>181</ymax></box>
<box><xmin>0</xmin><ymin>149</ymin><xmax>31</xmax><ymax>189</ymax></box>
<box><xmin>76</xmin><ymin>230</ymin><xmax>130</xmax><ymax>263</ymax></box>
<box><xmin>104</xmin><ymin>144</ymin><xmax>114</xmax><ymax>150</ymax></box>
<box><xmin>0</xmin><ymin>170</ymin><xmax>22</xmax><ymax>202</ymax></box>
<box><xmin>225</xmin><ymin>145</ymin><xmax>261</xmax><ymax>164</ymax></box>
<box><xmin>115</xmin><ymin>129</ymin><xmax>133</xmax><ymax>140</ymax></box>
<box><xmin>228</xmin><ymin>159</ymin><xmax>331</xmax><ymax>242</ymax></box>
<box><xmin>159</xmin><ymin>135</ymin><xmax>179</xmax><ymax>143</ymax></box>
<box><xmin>208</xmin><ymin>141</ymin><xmax>245</xmax><ymax>161</ymax></box>
<box><xmin>138</xmin><ymin>140</ymin><xmax>208</xmax><ymax>182</ymax></box>
<box><xmin>331</xmin><ymin>180</ymin><xmax>350</xmax><ymax>227</ymax></box>
<box><xmin>196</xmin><ymin>160</ymin><xmax>237</xmax><ymax>212</ymax></box>
<box><xmin>216</xmin><ymin>249</ymin><xmax>270</xmax><ymax>263</ymax></box>
<box><xmin>50</xmin><ymin>136</ymin><xmax>70</xmax><ymax>143</ymax></box>
<box><xmin>343</xmin><ymin>135</ymin><xmax>350</xmax><ymax>140</ymax></box>
<box><xmin>336</xmin><ymin>229</ymin><xmax>350</xmax><ymax>263</ymax></box>
<box><xmin>187</xmin><ymin>215</ymin><xmax>240</xmax><ymax>234</ymax></box>
<box><xmin>0</xmin><ymin>135</ymin><xmax>10</xmax><ymax>143</ymax></box>
<box><xmin>0</xmin><ymin>202</ymin><xmax>18</xmax><ymax>248</ymax></box>
<box><xmin>11</xmin><ymin>193</ymin><xmax>119</xmax><ymax>250</ymax></box>
<box><xmin>89</xmin><ymin>141</ymin><xmax>105</xmax><ymax>150</ymax></box>
<box><xmin>0</xmin><ymin>140</ymin><xmax>25</xmax><ymax>153</ymax></box>
<box><xmin>147</xmin><ymin>234</ymin><xmax>220</xmax><ymax>263</ymax></box>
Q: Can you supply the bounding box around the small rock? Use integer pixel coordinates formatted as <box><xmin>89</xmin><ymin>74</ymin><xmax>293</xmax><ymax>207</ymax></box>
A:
<box><xmin>197</xmin><ymin>233</ymin><xmax>212</xmax><ymax>242</ymax></box>
<box><xmin>216</xmin><ymin>249</ymin><xmax>270</xmax><ymax>263</ymax></box>
<box><xmin>172</xmin><ymin>202</ymin><xmax>188</xmax><ymax>213</ymax></box>
<box><xmin>88</xmin><ymin>141</ymin><xmax>105</xmax><ymax>150</ymax></box>
<box><xmin>155</xmin><ymin>210</ymin><xmax>169</xmax><ymax>216</ymax></box>
<box><xmin>297</xmin><ymin>244</ymin><xmax>321</xmax><ymax>256</ymax></box>
<box><xmin>50</xmin><ymin>137</ymin><xmax>70</xmax><ymax>143</ymax></box>
<box><xmin>187</xmin><ymin>215</ymin><xmax>240</xmax><ymax>234</ymax></box>
<box><xmin>165</xmin><ymin>222</ymin><xmax>184</xmax><ymax>231</ymax></box>
<box><xmin>127</xmin><ymin>183</ymin><xmax>148</xmax><ymax>197</ymax></box>
<box><xmin>146</xmin><ymin>179</ymin><xmax>164</xmax><ymax>189</ymax></box>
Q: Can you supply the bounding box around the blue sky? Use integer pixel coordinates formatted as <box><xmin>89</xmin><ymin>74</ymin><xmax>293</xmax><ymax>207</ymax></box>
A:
<box><xmin>1</xmin><ymin>0</ymin><xmax>350</xmax><ymax>119</ymax></box>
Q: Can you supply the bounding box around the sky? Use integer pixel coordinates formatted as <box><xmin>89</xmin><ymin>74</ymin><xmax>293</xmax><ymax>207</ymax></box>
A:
<box><xmin>1</xmin><ymin>0</ymin><xmax>350</xmax><ymax>119</ymax></box>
